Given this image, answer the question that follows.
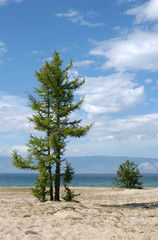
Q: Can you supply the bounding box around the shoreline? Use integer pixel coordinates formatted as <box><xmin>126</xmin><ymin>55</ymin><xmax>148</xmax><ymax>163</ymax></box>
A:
<box><xmin>0</xmin><ymin>185</ymin><xmax>157</xmax><ymax>189</ymax></box>
<box><xmin>1</xmin><ymin>187</ymin><xmax>158</xmax><ymax>239</ymax></box>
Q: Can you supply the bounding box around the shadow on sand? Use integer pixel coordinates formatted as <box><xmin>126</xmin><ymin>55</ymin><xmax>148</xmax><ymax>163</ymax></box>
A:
<box><xmin>100</xmin><ymin>202</ymin><xmax>158</xmax><ymax>209</ymax></box>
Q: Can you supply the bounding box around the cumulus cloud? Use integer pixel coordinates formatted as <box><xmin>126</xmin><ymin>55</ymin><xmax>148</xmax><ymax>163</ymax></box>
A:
<box><xmin>90</xmin><ymin>29</ymin><xmax>158</xmax><ymax>72</ymax></box>
<box><xmin>126</xmin><ymin>0</ymin><xmax>158</xmax><ymax>23</ymax></box>
<box><xmin>0</xmin><ymin>143</ymin><xmax>28</xmax><ymax>157</ymax></box>
<box><xmin>56</xmin><ymin>9</ymin><xmax>103</xmax><ymax>27</ymax></box>
<box><xmin>73</xmin><ymin>60</ymin><xmax>95</xmax><ymax>68</ymax></box>
<box><xmin>0</xmin><ymin>92</ymin><xmax>32</xmax><ymax>134</ymax></box>
<box><xmin>91</xmin><ymin>113</ymin><xmax>158</xmax><ymax>142</ymax></box>
<box><xmin>77</xmin><ymin>72</ymin><xmax>144</xmax><ymax>115</ymax></box>
<box><xmin>10</xmin><ymin>145</ymin><xmax>28</xmax><ymax>155</ymax></box>
<box><xmin>0</xmin><ymin>0</ymin><xmax>23</xmax><ymax>6</ymax></box>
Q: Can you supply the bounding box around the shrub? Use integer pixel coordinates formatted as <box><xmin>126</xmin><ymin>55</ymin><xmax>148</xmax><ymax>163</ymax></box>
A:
<box><xmin>113</xmin><ymin>160</ymin><xmax>143</xmax><ymax>188</ymax></box>
<box><xmin>63</xmin><ymin>188</ymin><xmax>76</xmax><ymax>201</ymax></box>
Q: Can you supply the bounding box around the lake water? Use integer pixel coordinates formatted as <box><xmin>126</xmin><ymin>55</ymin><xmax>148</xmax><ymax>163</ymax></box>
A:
<box><xmin>0</xmin><ymin>173</ymin><xmax>157</xmax><ymax>187</ymax></box>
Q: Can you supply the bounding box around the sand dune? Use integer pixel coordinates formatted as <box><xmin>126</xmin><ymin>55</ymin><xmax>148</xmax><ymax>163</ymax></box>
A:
<box><xmin>0</xmin><ymin>186</ymin><xmax>158</xmax><ymax>239</ymax></box>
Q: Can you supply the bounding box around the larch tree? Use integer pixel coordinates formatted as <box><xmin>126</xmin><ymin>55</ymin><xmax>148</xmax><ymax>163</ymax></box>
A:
<box><xmin>113</xmin><ymin>160</ymin><xmax>143</xmax><ymax>188</ymax></box>
<box><xmin>62</xmin><ymin>161</ymin><xmax>76</xmax><ymax>201</ymax></box>
<box><xmin>12</xmin><ymin>51</ymin><xmax>92</xmax><ymax>201</ymax></box>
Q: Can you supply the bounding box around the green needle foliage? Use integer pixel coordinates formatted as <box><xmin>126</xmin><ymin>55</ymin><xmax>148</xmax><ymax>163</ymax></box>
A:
<box><xmin>12</xmin><ymin>51</ymin><xmax>92</xmax><ymax>201</ymax></box>
<box><xmin>62</xmin><ymin>161</ymin><xmax>77</xmax><ymax>201</ymax></box>
<box><xmin>113</xmin><ymin>160</ymin><xmax>143</xmax><ymax>188</ymax></box>
<box><xmin>62</xmin><ymin>161</ymin><xmax>75</xmax><ymax>188</ymax></box>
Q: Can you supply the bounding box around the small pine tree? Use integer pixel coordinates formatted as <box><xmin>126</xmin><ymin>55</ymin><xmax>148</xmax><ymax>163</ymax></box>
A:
<box><xmin>62</xmin><ymin>161</ymin><xmax>77</xmax><ymax>201</ymax></box>
<box><xmin>62</xmin><ymin>161</ymin><xmax>74</xmax><ymax>187</ymax></box>
<box><xmin>113</xmin><ymin>160</ymin><xmax>143</xmax><ymax>188</ymax></box>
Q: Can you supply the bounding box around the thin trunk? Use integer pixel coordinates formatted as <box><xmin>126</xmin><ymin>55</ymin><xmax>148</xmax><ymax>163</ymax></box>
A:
<box><xmin>55</xmin><ymin>77</ymin><xmax>61</xmax><ymax>201</ymax></box>
<box><xmin>55</xmin><ymin>156</ymin><xmax>60</xmax><ymax>201</ymax></box>
<box><xmin>48</xmin><ymin>163</ymin><xmax>53</xmax><ymax>201</ymax></box>
<box><xmin>47</xmin><ymin>89</ymin><xmax>53</xmax><ymax>201</ymax></box>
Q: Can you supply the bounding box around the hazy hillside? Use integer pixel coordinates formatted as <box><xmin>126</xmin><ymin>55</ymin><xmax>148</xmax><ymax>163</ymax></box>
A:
<box><xmin>67</xmin><ymin>156</ymin><xmax>158</xmax><ymax>173</ymax></box>
<box><xmin>0</xmin><ymin>155</ymin><xmax>158</xmax><ymax>173</ymax></box>
<box><xmin>0</xmin><ymin>156</ymin><xmax>31</xmax><ymax>173</ymax></box>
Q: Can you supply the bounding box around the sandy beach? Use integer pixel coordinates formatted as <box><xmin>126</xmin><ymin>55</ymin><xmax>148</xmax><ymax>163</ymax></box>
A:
<box><xmin>0</xmin><ymin>186</ymin><xmax>158</xmax><ymax>239</ymax></box>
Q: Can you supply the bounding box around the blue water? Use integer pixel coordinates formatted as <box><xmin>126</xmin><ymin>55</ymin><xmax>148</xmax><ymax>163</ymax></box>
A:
<box><xmin>0</xmin><ymin>173</ymin><xmax>158</xmax><ymax>187</ymax></box>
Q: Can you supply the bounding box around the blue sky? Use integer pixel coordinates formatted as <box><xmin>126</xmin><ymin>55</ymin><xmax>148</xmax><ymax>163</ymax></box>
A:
<box><xmin>1</xmin><ymin>0</ymin><xmax>158</xmax><ymax>172</ymax></box>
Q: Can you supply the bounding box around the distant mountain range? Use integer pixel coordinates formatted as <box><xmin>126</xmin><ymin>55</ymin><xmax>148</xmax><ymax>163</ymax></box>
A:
<box><xmin>0</xmin><ymin>155</ymin><xmax>158</xmax><ymax>173</ymax></box>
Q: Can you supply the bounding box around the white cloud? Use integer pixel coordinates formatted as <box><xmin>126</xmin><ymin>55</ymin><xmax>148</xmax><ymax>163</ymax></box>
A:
<box><xmin>0</xmin><ymin>0</ymin><xmax>23</xmax><ymax>6</ymax></box>
<box><xmin>0</xmin><ymin>142</ymin><xmax>12</xmax><ymax>156</ymax></box>
<box><xmin>10</xmin><ymin>145</ymin><xmax>28</xmax><ymax>155</ymax></box>
<box><xmin>68</xmin><ymin>69</ymin><xmax>79</xmax><ymax>79</ymax></box>
<box><xmin>106</xmin><ymin>135</ymin><xmax>115</xmax><ymax>140</ymax></box>
<box><xmin>90</xmin><ymin>29</ymin><xmax>158</xmax><ymax>72</ymax></box>
<box><xmin>91</xmin><ymin>113</ymin><xmax>158</xmax><ymax>142</ymax></box>
<box><xmin>77</xmin><ymin>72</ymin><xmax>144</xmax><ymax>115</ymax></box>
<box><xmin>0</xmin><ymin>93</ymin><xmax>32</xmax><ymax>134</ymax></box>
<box><xmin>0</xmin><ymin>143</ymin><xmax>28</xmax><ymax>157</ymax></box>
<box><xmin>73</xmin><ymin>60</ymin><xmax>94</xmax><ymax>68</ymax></box>
<box><xmin>66</xmin><ymin>147</ymin><xmax>80</xmax><ymax>156</ymax></box>
<box><xmin>43</xmin><ymin>57</ymin><xmax>52</xmax><ymax>62</ymax></box>
<box><xmin>151</xmin><ymin>79</ymin><xmax>158</xmax><ymax>90</ymax></box>
<box><xmin>0</xmin><ymin>47</ymin><xmax>7</xmax><ymax>55</ymax></box>
<box><xmin>56</xmin><ymin>9</ymin><xmax>78</xmax><ymax>18</ymax></box>
<box><xmin>31</xmin><ymin>51</ymin><xmax>39</xmax><ymax>55</ymax></box>
<box><xmin>117</xmin><ymin>0</ymin><xmax>136</xmax><ymax>3</ymax></box>
<box><xmin>0</xmin><ymin>41</ymin><xmax>4</xmax><ymax>46</ymax></box>
<box><xmin>30</xmin><ymin>50</ymin><xmax>43</xmax><ymax>56</ymax></box>
<box><xmin>139</xmin><ymin>162</ymin><xmax>155</xmax><ymax>171</ymax></box>
<box><xmin>66</xmin><ymin>110</ymin><xmax>158</xmax><ymax>157</ymax></box>
<box><xmin>0</xmin><ymin>41</ymin><xmax>7</xmax><ymax>56</ymax></box>
<box><xmin>126</xmin><ymin>0</ymin><xmax>158</xmax><ymax>23</ymax></box>
<box><xmin>145</xmin><ymin>78</ymin><xmax>153</xmax><ymax>84</ymax></box>
<box><xmin>0</xmin><ymin>41</ymin><xmax>7</xmax><ymax>64</ymax></box>
<box><xmin>56</xmin><ymin>9</ymin><xmax>103</xmax><ymax>27</ymax></box>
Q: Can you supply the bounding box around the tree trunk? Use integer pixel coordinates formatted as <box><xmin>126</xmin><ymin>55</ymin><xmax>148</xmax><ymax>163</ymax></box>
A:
<box><xmin>55</xmin><ymin>79</ymin><xmax>61</xmax><ymax>201</ymax></box>
<box><xmin>48</xmin><ymin>164</ymin><xmax>53</xmax><ymax>201</ymax></box>
<box><xmin>47</xmin><ymin>89</ymin><xmax>53</xmax><ymax>201</ymax></box>
<box><xmin>55</xmin><ymin>160</ymin><xmax>60</xmax><ymax>201</ymax></box>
